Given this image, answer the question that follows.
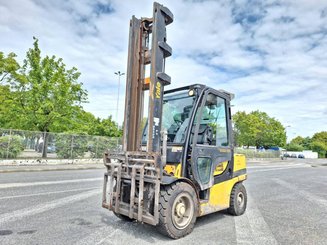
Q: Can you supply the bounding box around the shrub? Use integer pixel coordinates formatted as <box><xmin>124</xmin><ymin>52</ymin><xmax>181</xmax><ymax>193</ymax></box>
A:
<box><xmin>311</xmin><ymin>141</ymin><xmax>327</xmax><ymax>158</ymax></box>
<box><xmin>55</xmin><ymin>133</ymin><xmax>88</xmax><ymax>159</ymax></box>
<box><xmin>0</xmin><ymin>135</ymin><xmax>24</xmax><ymax>158</ymax></box>
<box><xmin>89</xmin><ymin>137</ymin><xmax>121</xmax><ymax>158</ymax></box>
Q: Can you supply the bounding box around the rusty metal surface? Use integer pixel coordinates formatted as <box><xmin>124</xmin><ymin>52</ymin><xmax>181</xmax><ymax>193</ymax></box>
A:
<box><xmin>122</xmin><ymin>16</ymin><xmax>144</xmax><ymax>152</ymax></box>
<box><xmin>122</xmin><ymin>2</ymin><xmax>173</xmax><ymax>154</ymax></box>
<box><xmin>103</xmin><ymin>151</ymin><xmax>161</xmax><ymax>225</ymax></box>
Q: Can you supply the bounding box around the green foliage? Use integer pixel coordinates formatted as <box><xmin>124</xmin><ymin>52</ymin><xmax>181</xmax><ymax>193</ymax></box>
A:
<box><xmin>55</xmin><ymin>133</ymin><xmax>88</xmax><ymax>159</ymax></box>
<box><xmin>285</xmin><ymin>143</ymin><xmax>304</xmax><ymax>151</ymax></box>
<box><xmin>89</xmin><ymin>137</ymin><xmax>121</xmax><ymax>158</ymax></box>
<box><xmin>1</xmin><ymin>38</ymin><xmax>87</xmax><ymax>133</ymax></box>
<box><xmin>311</xmin><ymin>141</ymin><xmax>327</xmax><ymax>158</ymax></box>
<box><xmin>0</xmin><ymin>52</ymin><xmax>21</xmax><ymax>126</ymax></box>
<box><xmin>312</xmin><ymin>131</ymin><xmax>327</xmax><ymax>144</ymax></box>
<box><xmin>290</xmin><ymin>136</ymin><xmax>304</xmax><ymax>145</ymax></box>
<box><xmin>290</xmin><ymin>136</ymin><xmax>312</xmax><ymax>150</ymax></box>
<box><xmin>0</xmin><ymin>135</ymin><xmax>24</xmax><ymax>158</ymax></box>
<box><xmin>311</xmin><ymin>131</ymin><xmax>327</xmax><ymax>158</ymax></box>
<box><xmin>89</xmin><ymin>116</ymin><xmax>122</xmax><ymax>137</ymax></box>
<box><xmin>289</xmin><ymin>131</ymin><xmax>327</xmax><ymax>158</ymax></box>
<box><xmin>233</xmin><ymin>110</ymin><xmax>286</xmax><ymax>148</ymax></box>
<box><xmin>301</xmin><ymin>137</ymin><xmax>312</xmax><ymax>150</ymax></box>
<box><xmin>0</xmin><ymin>39</ymin><xmax>123</xmax><ymax>140</ymax></box>
<box><xmin>0</xmin><ymin>52</ymin><xmax>20</xmax><ymax>83</ymax></box>
<box><xmin>66</xmin><ymin>111</ymin><xmax>122</xmax><ymax>137</ymax></box>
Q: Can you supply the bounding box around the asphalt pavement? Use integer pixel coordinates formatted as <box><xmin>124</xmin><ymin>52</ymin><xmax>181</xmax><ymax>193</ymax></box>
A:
<box><xmin>0</xmin><ymin>159</ymin><xmax>326</xmax><ymax>245</ymax></box>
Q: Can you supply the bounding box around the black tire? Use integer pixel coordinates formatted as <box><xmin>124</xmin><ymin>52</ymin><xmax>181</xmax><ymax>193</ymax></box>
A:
<box><xmin>113</xmin><ymin>212</ymin><xmax>134</xmax><ymax>222</ymax></box>
<box><xmin>157</xmin><ymin>182</ymin><xmax>198</xmax><ymax>239</ymax></box>
<box><xmin>227</xmin><ymin>182</ymin><xmax>247</xmax><ymax>216</ymax></box>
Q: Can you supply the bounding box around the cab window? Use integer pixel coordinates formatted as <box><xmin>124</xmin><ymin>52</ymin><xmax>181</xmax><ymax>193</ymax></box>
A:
<box><xmin>195</xmin><ymin>93</ymin><xmax>229</xmax><ymax>147</ymax></box>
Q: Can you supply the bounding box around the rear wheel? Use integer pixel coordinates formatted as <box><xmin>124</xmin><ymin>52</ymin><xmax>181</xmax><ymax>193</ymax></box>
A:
<box><xmin>157</xmin><ymin>182</ymin><xmax>198</xmax><ymax>239</ymax></box>
<box><xmin>228</xmin><ymin>182</ymin><xmax>247</xmax><ymax>216</ymax></box>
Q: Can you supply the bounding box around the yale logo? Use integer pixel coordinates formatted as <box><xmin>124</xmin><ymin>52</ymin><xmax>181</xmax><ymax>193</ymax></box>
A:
<box><xmin>155</xmin><ymin>82</ymin><xmax>161</xmax><ymax>99</ymax></box>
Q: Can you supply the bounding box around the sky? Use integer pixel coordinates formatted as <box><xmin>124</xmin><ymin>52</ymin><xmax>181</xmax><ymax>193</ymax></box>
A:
<box><xmin>0</xmin><ymin>0</ymin><xmax>326</xmax><ymax>140</ymax></box>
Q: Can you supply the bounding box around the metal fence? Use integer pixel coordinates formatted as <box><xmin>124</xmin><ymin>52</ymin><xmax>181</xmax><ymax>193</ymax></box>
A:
<box><xmin>0</xmin><ymin>128</ymin><xmax>121</xmax><ymax>160</ymax></box>
<box><xmin>234</xmin><ymin>148</ymin><xmax>281</xmax><ymax>159</ymax></box>
<box><xmin>0</xmin><ymin>128</ymin><xmax>282</xmax><ymax>160</ymax></box>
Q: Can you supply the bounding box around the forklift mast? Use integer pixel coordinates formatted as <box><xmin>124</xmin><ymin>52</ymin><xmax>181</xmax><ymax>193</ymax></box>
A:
<box><xmin>123</xmin><ymin>2</ymin><xmax>173</xmax><ymax>153</ymax></box>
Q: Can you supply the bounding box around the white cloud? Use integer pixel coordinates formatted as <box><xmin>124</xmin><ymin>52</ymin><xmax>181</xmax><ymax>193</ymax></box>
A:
<box><xmin>0</xmin><ymin>0</ymin><xmax>326</xmax><ymax>139</ymax></box>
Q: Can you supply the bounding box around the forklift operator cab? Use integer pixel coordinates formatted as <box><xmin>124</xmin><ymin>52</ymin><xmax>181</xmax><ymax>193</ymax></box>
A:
<box><xmin>142</xmin><ymin>84</ymin><xmax>236</xmax><ymax>191</ymax></box>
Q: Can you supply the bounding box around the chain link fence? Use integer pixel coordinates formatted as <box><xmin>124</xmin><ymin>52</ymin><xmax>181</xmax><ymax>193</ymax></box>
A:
<box><xmin>235</xmin><ymin>148</ymin><xmax>281</xmax><ymax>158</ymax></box>
<box><xmin>0</xmin><ymin>128</ymin><xmax>282</xmax><ymax>160</ymax></box>
<box><xmin>0</xmin><ymin>128</ymin><xmax>121</xmax><ymax>160</ymax></box>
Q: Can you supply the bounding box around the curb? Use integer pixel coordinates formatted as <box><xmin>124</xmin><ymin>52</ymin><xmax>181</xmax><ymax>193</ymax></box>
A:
<box><xmin>0</xmin><ymin>165</ymin><xmax>105</xmax><ymax>173</ymax></box>
<box><xmin>310</xmin><ymin>163</ymin><xmax>327</xmax><ymax>168</ymax></box>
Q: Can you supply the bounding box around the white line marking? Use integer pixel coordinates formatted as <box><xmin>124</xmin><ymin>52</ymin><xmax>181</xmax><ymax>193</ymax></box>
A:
<box><xmin>234</xmin><ymin>212</ymin><xmax>253</xmax><ymax>245</ymax></box>
<box><xmin>251</xmin><ymin>165</ymin><xmax>308</xmax><ymax>173</ymax></box>
<box><xmin>273</xmin><ymin>178</ymin><xmax>327</xmax><ymax>209</ymax></box>
<box><xmin>0</xmin><ymin>177</ymin><xmax>102</xmax><ymax>189</ymax></box>
<box><xmin>0</xmin><ymin>187</ymin><xmax>98</xmax><ymax>200</ymax></box>
<box><xmin>234</xmin><ymin>194</ymin><xmax>278</xmax><ymax>245</ymax></box>
<box><xmin>248</xmin><ymin>164</ymin><xmax>304</xmax><ymax>169</ymax></box>
<box><xmin>77</xmin><ymin>221</ymin><xmax>128</xmax><ymax>245</ymax></box>
<box><xmin>0</xmin><ymin>189</ymin><xmax>101</xmax><ymax>225</ymax></box>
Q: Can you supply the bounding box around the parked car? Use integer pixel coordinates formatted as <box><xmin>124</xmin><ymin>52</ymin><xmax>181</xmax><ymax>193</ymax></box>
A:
<box><xmin>290</xmin><ymin>153</ymin><xmax>297</xmax><ymax>158</ymax></box>
<box><xmin>37</xmin><ymin>142</ymin><xmax>56</xmax><ymax>153</ymax></box>
<box><xmin>283</xmin><ymin>153</ymin><xmax>290</xmax><ymax>158</ymax></box>
<box><xmin>298</xmin><ymin>154</ymin><xmax>305</xmax><ymax>159</ymax></box>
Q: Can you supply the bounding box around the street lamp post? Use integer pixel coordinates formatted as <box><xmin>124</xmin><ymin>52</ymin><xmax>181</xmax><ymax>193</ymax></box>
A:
<box><xmin>114</xmin><ymin>71</ymin><xmax>125</xmax><ymax>127</ymax></box>
<box><xmin>285</xmin><ymin>125</ymin><xmax>291</xmax><ymax>143</ymax></box>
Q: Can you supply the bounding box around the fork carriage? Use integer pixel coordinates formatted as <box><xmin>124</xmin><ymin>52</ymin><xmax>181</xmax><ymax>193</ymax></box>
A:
<box><xmin>103</xmin><ymin>151</ymin><xmax>162</xmax><ymax>225</ymax></box>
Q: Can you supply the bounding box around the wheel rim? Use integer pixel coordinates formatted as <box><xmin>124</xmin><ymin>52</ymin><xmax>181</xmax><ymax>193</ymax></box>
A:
<box><xmin>237</xmin><ymin>192</ymin><xmax>244</xmax><ymax>209</ymax></box>
<box><xmin>172</xmin><ymin>193</ymin><xmax>194</xmax><ymax>230</ymax></box>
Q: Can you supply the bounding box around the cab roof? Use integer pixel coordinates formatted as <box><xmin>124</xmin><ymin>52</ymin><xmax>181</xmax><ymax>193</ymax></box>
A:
<box><xmin>165</xmin><ymin>84</ymin><xmax>235</xmax><ymax>100</ymax></box>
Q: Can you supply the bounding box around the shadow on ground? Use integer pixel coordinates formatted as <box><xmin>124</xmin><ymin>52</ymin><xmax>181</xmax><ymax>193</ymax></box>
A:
<box><xmin>99</xmin><ymin>209</ymin><xmax>229</xmax><ymax>243</ymax></box>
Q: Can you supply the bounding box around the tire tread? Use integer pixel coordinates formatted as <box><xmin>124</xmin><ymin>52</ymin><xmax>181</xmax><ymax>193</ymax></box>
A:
<box><xmin>157</xmin><ymin>182</ymin><xmax>197</xmax><ymax>239</ymax></box>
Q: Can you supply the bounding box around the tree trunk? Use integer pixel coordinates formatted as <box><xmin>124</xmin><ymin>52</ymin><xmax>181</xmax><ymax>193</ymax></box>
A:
<box><xmin>42</xmin><ymin>130</ymin><xmax>49</xmax><ymax>158</ymax></box>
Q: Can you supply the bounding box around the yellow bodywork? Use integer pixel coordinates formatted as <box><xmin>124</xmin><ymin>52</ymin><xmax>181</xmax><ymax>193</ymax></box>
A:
<box><xmin>164</xmin><ymin>163</ymin><xmax>182</xmax><ymax>178</ymax></box>
<box><xmin>200</xmin><ymin>153</ymin><xmax>247</xmax><ymax>216</ymax></box>
<box><xmin>233</xmin><ymin>154</ymin><xmax>246</xmax><ymax>172</ymax></box>
<box><xmin>164</xmin><ymin>154</ymin><xmax>247</xmax><ymax>217</ymax></box>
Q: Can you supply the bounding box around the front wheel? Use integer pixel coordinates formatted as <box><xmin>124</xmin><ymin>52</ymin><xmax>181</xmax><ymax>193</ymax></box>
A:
<box><xmin>157</xmin><ymin>182</ymin><xmax>198</xmax><ymax>239</ymax></box>
<box><xmin>227</xmin><ymin>182</ymin><xmax>247</xmax><ymax>216</ymax></box>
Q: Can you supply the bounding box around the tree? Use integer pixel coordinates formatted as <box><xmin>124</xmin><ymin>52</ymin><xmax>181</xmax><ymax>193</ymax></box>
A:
<box><xmin>311</xmin><ymin>131</ymin><xmax>327</xmax><ymax>158</ymax></box>
<box><xmin>285</xmin><ymin>143</ymin><xmax>304</xmax><ymax>151</ymax></box>
<box><xmin>1</xmin><ymin>38</ymin><xmax>123</xmax><ymax>157</ymax></box>
<box><xmin>233</xmin><ymin>110</ymin><xmax>286</xmax><ymax>148</ymax></box>
<box><xmin>290</xmin><ymin>136</ymin><xmax>304</xmax><ymax>146</ymax></box>
<box><xmin>6</xmin><ymin>38</ymin><xmax>88</xmax><ymax>157</ymax></box>
<box><xmin>312</xmin><ymin>131</ymin><xmax>327</xmax><ymax>144</ymax></box>
<box><xmin>311</xmin><ymin>141</ymin><xmax>327</xmax><ymax>158</ymax></box>
<box><xmin>290</xmin><ymin>136</ymin><xmax>312</xmax><ymax>150</ymax></box>
<box><xmin>92</xmin><ymin>116</ymin><xmax>122</xmax><ymax>137</ymax></box>
<box><xmin>0</xmin><ymin>52</ymin><xmax>21</xmax><ymax>126</ymax></box>
<box><xmin>0</xmin><ymin>52</ymin><xmax>20</xmax><ymax>83</ymax></box>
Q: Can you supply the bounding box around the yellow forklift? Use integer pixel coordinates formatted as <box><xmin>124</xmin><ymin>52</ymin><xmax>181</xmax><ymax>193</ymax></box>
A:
<box><xmin>102</xmin><ymin>2</ymin><xmax>247</xmax><ymax>239</ymax></box>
